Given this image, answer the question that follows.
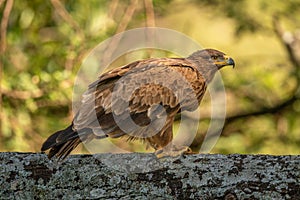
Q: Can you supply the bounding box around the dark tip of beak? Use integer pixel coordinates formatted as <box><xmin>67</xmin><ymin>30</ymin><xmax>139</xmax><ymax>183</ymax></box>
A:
<box><xmin>228</xmin><ymin>57</ymin><xmax>235</xmax><ymax>68</ymax></box>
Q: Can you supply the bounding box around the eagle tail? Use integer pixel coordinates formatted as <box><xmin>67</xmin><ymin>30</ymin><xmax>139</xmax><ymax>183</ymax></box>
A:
<box><xmin>41</xmin><ymin>124</ymin><xmax>82</xmax><ymax>160</ymax></box>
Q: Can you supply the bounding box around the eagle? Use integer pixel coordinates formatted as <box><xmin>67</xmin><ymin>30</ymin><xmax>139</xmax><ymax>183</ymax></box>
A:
<box><xmin>41</xmin><ymin>49</ymin><xmax>235</xmax><ymax>159</ymax></box>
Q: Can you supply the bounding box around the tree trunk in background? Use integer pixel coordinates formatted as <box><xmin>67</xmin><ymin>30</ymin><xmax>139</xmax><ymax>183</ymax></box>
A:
<box><xmin>0</xmin><ymin>152</ymin><xmax>299</xmax><ymax>199</ymax></box>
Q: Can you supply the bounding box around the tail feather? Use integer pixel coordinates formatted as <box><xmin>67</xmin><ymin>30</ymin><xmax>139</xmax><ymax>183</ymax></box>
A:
<box><xmin>41</xmin><ymin>124</ymin><xmax>82</xmax><ymax>160</ymax></box>
<box><xmin>54</xmin><ymin>138</ymin><xmax>82</xmax><ymax>160</ymax></box>
<box><xmin>41</xmin><ymin>129</ymin><xmax>64</xmax><ymax>152</ymax></box>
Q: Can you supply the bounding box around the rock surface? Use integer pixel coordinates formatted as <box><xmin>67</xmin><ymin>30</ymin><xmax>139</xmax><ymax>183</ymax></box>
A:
<box><xmin>0</xmin><ymin>152</ymin><xmax>299</xmax><ymax>199</ymax></box>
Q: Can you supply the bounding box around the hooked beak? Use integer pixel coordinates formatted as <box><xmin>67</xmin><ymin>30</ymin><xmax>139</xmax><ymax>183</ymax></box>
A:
<box><xmin>214</xmin><ymin>55</ymin><xmax>235</xmax><ymax>69</ymax></box>
<box><xmin>224</xmin><ymin>55</ymin><xmax>235</xmax><ymax>68</ymax></box>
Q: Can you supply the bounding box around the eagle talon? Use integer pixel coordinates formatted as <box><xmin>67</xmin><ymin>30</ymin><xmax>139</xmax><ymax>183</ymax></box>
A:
<box><xmin>155</xmin><ymin>145</ymin><xmax>193</xmax><ymax>159</ymax></box>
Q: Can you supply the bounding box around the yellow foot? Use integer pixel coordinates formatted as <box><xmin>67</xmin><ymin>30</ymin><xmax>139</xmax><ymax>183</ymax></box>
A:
<box><xmin>154</xmin><ymin>145</ymin><xmax>194</xmax><ymax>159</ymax></box>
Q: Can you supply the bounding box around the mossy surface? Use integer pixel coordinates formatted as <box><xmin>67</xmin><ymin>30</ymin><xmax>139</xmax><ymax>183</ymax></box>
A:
<box><xmin>0</xmin><ymin>153</ymin><xmax>299</xmax><ymax>199</ymax></box>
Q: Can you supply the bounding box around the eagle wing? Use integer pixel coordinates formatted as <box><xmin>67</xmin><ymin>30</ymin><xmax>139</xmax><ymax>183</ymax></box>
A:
<box><xmin>73</xmin><ymin>58</ymin><xmax>207</xmax><ymax>140</ymax></box>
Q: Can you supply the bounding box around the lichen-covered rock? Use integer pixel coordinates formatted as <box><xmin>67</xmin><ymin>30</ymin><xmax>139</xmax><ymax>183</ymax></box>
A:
<box><xmin>0</xmin><ymin>152</ymin><xmax>299</xmax><ymax>199</ymax></box>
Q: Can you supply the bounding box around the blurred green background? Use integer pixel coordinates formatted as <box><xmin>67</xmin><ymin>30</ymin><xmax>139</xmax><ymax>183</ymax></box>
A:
<box><xmin>1</xmin><ymin>0</ymin><xmax>300</xmax><ymax>155</ymax></box>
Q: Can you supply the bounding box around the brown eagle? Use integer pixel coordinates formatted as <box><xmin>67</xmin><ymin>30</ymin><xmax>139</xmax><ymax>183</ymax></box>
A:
<box><xmin>41</xmin><ymin>49</ymin><xmax>235</xmax><ymax>159</ymax></box>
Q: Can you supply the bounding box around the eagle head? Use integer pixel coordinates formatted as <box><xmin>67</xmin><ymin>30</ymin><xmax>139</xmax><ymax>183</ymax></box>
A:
<box><xmin>187</xmin><ymin>48</ymin><xmax>235</xmax><ymax>82</ymax></box>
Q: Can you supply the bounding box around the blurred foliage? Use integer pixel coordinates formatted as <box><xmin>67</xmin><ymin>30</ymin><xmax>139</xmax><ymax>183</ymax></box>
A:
<box><xmin>193</xmin><ymin>0</ymin><xmax>300</xmax><ymax>35</ymax></box>
<box><xmin>0</xmin><ymin>0</ymin><xmax>300</xmax><ymax>155</ymax></box>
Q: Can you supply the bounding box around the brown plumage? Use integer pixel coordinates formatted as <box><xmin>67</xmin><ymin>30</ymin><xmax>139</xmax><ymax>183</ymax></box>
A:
<box><xmin>41</xmin><ymin>49</ymin><xmax>235</xmax><ymax>159</ymax></box>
